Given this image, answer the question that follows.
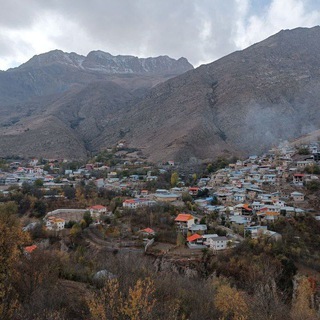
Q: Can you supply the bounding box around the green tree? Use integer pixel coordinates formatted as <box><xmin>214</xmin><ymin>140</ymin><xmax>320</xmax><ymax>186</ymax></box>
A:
<box><xmin>170</xmin><ymin>172</ymin><xmax>179</xmax><ymax>187</ymax></box>
<box><xmin>83</xmin><ymin>211</ymin><xmax>93</xmax><ymax>226</ymax></box>
<box><xmin>176</xmin><ymin>232</ymin><xmax>185</xmax><ymax>246</ymax></box>
<box><xmin>34</xmin><ymin>179</ymin><xmax>44</xmax><ymax>188</ymax></box>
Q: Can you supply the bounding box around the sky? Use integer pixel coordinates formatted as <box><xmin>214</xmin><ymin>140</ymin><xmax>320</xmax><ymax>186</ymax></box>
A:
<box><xmin>0</xmin><ymin>0</ymin><xmax>320</xmax><ymax>71</ymax></box>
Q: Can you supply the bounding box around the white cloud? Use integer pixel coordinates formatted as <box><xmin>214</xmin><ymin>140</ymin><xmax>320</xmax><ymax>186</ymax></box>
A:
<box><xmin>0</xmin><ymin>0</ymin><xmax>320</xmax><ymax>70</ymax></box>
<box><xmin>234</xmin><ymin>0</ymin><xmax>320</xmax><ymax>49</ymax></box>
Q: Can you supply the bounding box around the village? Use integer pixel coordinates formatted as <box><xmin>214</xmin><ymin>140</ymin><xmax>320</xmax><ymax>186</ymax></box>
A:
<box><xmin>1</xmin><ymin>140</ymin><xmax>320</xmax><ymax>259</ymax></box>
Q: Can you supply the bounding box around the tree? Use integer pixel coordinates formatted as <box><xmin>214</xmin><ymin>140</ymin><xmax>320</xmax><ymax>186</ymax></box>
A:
<box><xmin>291</xmin><ymin>277</ymin><xmax>318</xmax><ymax>320</ymax></box>
<box><xmin>297</xmin><ymin>147</ymin><xmax>310</xmax><ymax>155</ymax></box>
<box><xmin>176</xmin><ymin>232</ymin><xmax>185</xmax><ymax>246</ymax></box>
<box><xmin>70</xmin><ymin>223</ymin><xmax>82</xmax><ymax>242</ymax></box>
<box><xmin>87</xmin><ymin>277</ymin><xmax>156</xmax><ymax>320</ymax></box>
<box><xmin>214</xmin><ymin>284</ymin><xmax>249</xmax><ymax>320</ymax></box>
<box><xmin>181</xmin><ymin>192</ymin><xmax>192</xmax><ymax>203</ymax></box>
<box><xmin>32</xmin><ymin>200</ymin><xmax>47</xmax><ymax>218</ymax></box>
<box><xmin>63</xmin><ymin>186</ymin><xmax>76</xmax><ymax>200</ymax></box>
<box><xmin>34</xmin><ymin>179</ymin><xmax>44</xmax><ymax>188</ymax></box>
<box><xmin>122</xmin><ymin>278</ymin><xmax>156</xmax><ymax>320</ymax></box>
<box><xmin>0</xmin><ymin>202</ymin><xmax>30</xmax><ymax>319</ymax></box>
<box><xmin>83</xmin><ymin>211</ymin><xmax>93</xmax><ymax>226</ymax></box>
<box><xmin>170</xmin><ymin>172</ymin><xmax>179</xmax><ymax>187</ymax></box>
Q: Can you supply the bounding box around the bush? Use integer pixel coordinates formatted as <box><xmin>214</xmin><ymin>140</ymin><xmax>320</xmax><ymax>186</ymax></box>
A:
<box><xmin>305</xmin><ymin>180</ymin><xmax>320</xmax><ymax>191</ymax></box>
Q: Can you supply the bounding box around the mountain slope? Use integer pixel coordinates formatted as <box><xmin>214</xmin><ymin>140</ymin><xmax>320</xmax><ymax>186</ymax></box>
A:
<box><xmin>95</xmin><ymin>26</ymin><xmax>320</xmax><ymax>162</ymax></box>
<box><xmin>0</xmin><ymin>50</ymin><xmax>193</xmax><ymax>159</ymax></box>
<box><xmin>2</xmin><ymin>27</ymin><xmax>320</xmax><ymax>162</ymax></box>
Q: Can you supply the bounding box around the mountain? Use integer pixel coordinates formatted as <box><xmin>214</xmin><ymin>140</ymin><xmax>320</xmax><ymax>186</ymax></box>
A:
<box><xmin>0</xmin><ymin>50</ymin><xmax>193</xmax><ymax>159</ymax></box>
<box><xmin>0</xmin><ymin>50</ymin><xmax>193</xmax><ymax>105</ymax></box>
<box><xmin>94</xmin><ymin>26</ymin><xmax>320</xmax><ymax>162</ymax></box>
<box><xmin>2</xmin><ymin>27</ymin><xmax>320</xmax><ymax>162</ymax></box>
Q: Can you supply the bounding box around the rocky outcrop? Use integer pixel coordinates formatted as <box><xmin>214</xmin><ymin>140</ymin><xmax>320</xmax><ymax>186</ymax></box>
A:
<box><xmin>154</xmin><ymin>255</ymin><xmax>200</xmax><ymax>278</ymax></box>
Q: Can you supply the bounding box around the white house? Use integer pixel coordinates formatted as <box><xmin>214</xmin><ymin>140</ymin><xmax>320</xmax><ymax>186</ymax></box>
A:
<box><xmin>290</xmin><ymin>191</ymin><xmax>304</xmax><ymax>202</ymax></box>
<box><xmin>88</xmin><ymin>205</ymin><xmax>107</xmax><ymax>220</ymax></box>
<box><xmin>206</xmin><ymin>236</ymin><xmax>228</xmax><ymax>251</ymax></box>
<box><xmin>46</xmin><ymin>217</ymin><xmax>65</xmax><ymax>231</ymax></box>
<box><xmin>123</xmin><ymin>199</ymin><xmax>156</xmax><ymax>209</ymax></box>
<box><xmin>175</xmin><ymin>213</ymin><xmax>195</xmax><ymax>231</ymax></box>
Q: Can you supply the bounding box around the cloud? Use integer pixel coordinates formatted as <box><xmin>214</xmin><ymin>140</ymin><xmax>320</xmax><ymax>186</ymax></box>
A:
<box><xmin>0</xmin><ymin>0</ymin><xmax>320</xmax><ymax>70</ymax></box>
<box><xmin>235</xmin><ymin>0</ymin><xmax>320</xmax><ymax>49</ymax></box>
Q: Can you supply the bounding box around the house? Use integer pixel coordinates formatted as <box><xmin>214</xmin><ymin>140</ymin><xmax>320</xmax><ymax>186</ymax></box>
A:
<box><xmin>187</xmin><ymin>234</ymin><xmax>207</xmax><ymax>249</ymax></box>
<box><xmin>206</xmin><ymin>236</ymin><xmax>228</xmax><ymax>251</ymax></box>
<box><xmin>46</xmin><ymin>217</ymin><xmax>65</xmax><ymax>231</ymax></box>
<box><xmin>123</xmin><ymin>198</ymin><xmax>156</xmax><ymax>209</ymax></box>
<box><xmin>140</xmin><ymin>190</ymin><xmax>149</xmax><ymax>197</ymax></box>
<box><xmin>139</xmin><ymin>228</ymin><xmax>155</xmax><ymax>237</ymax></box>
<box><xmin>215</xmin><ymin>192</ymin><xmax>233</xmax><ymax>204</ymax></box>
<box><xmin>262</xmin><ymin>174</ymin><xmax>277</xmax><ymax>184</ymax></box>
<box><xmin>189</xmin><ymin>187</ymin><xmax>199</xmax><ymax>196</ymax></box>
<box><xmin>257</xmin><ymin>210</ymin><xmax>280</xmax><ymax>222</ymax></box>
<box><xmin>297</xmin><ymin>160</ymin><xmax>314</xmax><ymax>169</ymax></box>
<box><xmin>230</xmin><ymin>215</ymin><xmax>250</xmax><ymax>226</ymax></box>
<box><xmin>175</xmin><ymin>213</ymin><xmax>195</xmax><ymax>231</ymax></box>
<box><xmin>187</xmin><ymin>233</ymin><xmax>203</xmax><ymax>244</ymax></box>
<box><xmin>24</xmin><ymin>245</ymin><xmax>37</xmax><ymax>254</ymax></box>
<box><xmin>153</xmin><ymin>190</ymin><xmax>179</xmax><ymax>202</ymax></box>
<box><xmin>188</xmin><ymin>224</ymin><xmax>207</xmax><ymax>234</ymax></box>
<box><xmin>233</xmin><ymin>193</ymin><xmax>246</xmax><ymax>202</ymax></box>
<box><xmin>88</xmin><ymin>205</ymin><xmax>107</xmax><ymax>220</ymax></box>
<box><xmin>291</xmin><ymin>191</ymin><xmax>304</xmax><ymax>202</ymax></box>
<box><xmin>94</xmin><ymin>178</ymin><xmax>105</xmax><ymax>188</ymax></box>
<box><xmin>293</xmin><ymin>174</ymin><xmax>304</xmax><ymax>185</ymax></box>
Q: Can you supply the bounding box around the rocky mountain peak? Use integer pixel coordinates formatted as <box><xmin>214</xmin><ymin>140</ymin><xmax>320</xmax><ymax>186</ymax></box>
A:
<box><xmin>82</xmin><ymin>51</ymin><xmax>193</xmax><ymax>74</ymax></box>
<box><xmin>19</xmin><ymin>50</ymin><xmax>85</xmax><ymax>69</ymax></box>
<box><xmin>17</xmin><ymin>49</ymin><xmax>193</xmax><ymax>75</ymax></box>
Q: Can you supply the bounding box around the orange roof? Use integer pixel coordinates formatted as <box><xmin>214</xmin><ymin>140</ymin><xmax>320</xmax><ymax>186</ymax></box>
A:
<box><xmin>25</xmin><ymin>245</ymin><xmax>37</xmax><ymax>253</ymax></box>
<box><xmin>265</xmin><ymin>211</ymin><xmax>279</xmax><ymax>216</ymax></box>
<box><xmin>242</xmin><ymin>204</ymin><xmax>252</xmax><ymax>211</ymax></box>
<box><xmin>90</xmin><ymin>205</ymin><xmax>106</xmax><ymax>210</ymax></box>
<box><xmin>189</xmin><ymin>187</ymin><xmax>199</xmax><ymax>191</ymax></box>
<box><xmin>142</xmin><ymin>228</ymin><xmax>155</xmax><ymax>234</ymax></box>
<box><xmin>187</xmin><ymin>234</ymin><xmax>202</xmax><ymax>242</ymax></box>
<box><xmin>124</xmin><ymin>199</ymin><xmax>135</xmax><ymax>203</ymax></box>
<box><xmin>175</xmin><ymin>213</ymin><xmax>194</xmax><ymax>222</ymax></box>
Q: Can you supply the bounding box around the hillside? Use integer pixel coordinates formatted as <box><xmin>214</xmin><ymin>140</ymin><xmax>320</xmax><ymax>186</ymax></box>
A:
<box><xmin>96</xmin><ymin>26</ymin><xmax>320</xmax><ymax>162</ymax></box>
<box><xmin>0</xmin><ymin>50</ymin><xmax>193</xmax><ymax>159</ymax></box>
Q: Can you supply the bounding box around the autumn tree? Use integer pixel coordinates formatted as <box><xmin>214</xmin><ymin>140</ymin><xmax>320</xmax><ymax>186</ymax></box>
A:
<box><xmin>291</xmin><ymin>277</ymin><xmax>319</xmax><ymax>320</ymax></box>
<box><xmin>122</xmin><ymin>278</ymin><xmax>156</xmax><ymax>320</ymax></box>
<box><xmin>214</xmin><ymin>284</ymin><xmax>249</xmax><ymax>320</ymax></box>
<box><xmin>87</xmin><ymin>277</ymin><xmax>156</xmax><ymax>320</ymax></box>
<box><xmin>0</xmin><ymin>202</ymin><xmax>30</xmax><ymax>319</ymax></box>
